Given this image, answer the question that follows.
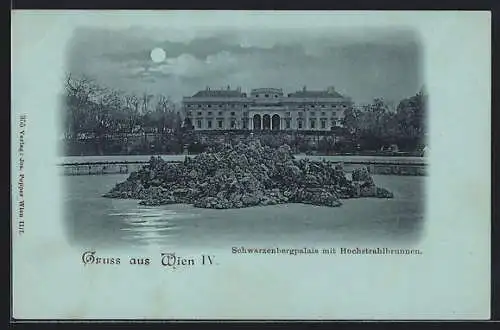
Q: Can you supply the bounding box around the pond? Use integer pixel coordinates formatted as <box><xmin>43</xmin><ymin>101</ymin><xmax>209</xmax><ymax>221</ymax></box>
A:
<box><xmin>63</xmin><ymin>174</ymin><xmax>426</xmax><ymax>250</ymax></box>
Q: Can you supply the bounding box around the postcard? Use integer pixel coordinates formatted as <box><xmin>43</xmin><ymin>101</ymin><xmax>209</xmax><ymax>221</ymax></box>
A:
<box><xmin>11</xmin><ymin>10</ymin><xmax>491</xmax><ymax>320</ymax></box>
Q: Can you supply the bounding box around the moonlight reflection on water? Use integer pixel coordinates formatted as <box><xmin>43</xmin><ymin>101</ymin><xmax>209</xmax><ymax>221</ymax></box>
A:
<box><xmin>64</xmin><ymin>174</ymin><xmax>425</xmax><ymax>250</ymax></box>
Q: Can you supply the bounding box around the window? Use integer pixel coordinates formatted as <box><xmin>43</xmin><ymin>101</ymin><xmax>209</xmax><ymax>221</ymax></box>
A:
<box><xmin>231</xmin><ymin>120</ymin><xmax>235</xmax><ymax>128</ymax></box>
<box><xmin>310</xmin><ymin>112</ymin><xmax>315</xmax><ymax>116</ymax></box>
<box><xmin>321</xmin><ymin>120</ymin><xmax>326</xmax><ymax>129</ymax></box>
<box><xmin>208</xmin><ymin>120</ymin><xmax>212</xmax><ymax>128</ymax></box>
<box><xmin>198</xmin><ymin>104</ymin><xmax>201</xmax><ymax>108</ymax></box>
<box><xmin>321</xmin><ymin>112</ymin><xmax>326</xmax><ymax>116</ymax></box>
<box><xmin>218</xmin><ymin>120</ymin><xmax>223</xmax><ymax>128</ymax></box>
<box><xmin>274</xmin><ymin>95</ymin><xmax>278</xmax><ymax>98</ymax></box>
<box><xmin>321</xmin><ymin>104</ymin><xmax>325</xmax><ymax>108</ymax></box>
<box><xmin>298</xmin><ymin>120</ymin><xmax>303</xmax><ymax>129</ymax></box>
<box><xmin>208</xmin><ymin>104</ymin><xmax>211</xmax><ymax>108</ymax></box>
<box><xmin>208</xmin><ymin>111</ymin><xmax>212</xmax><ymax>116</ymax></box>
<box><xmin>243</xmin><ymin>104</ymin><xmax>248</xmax><ymax>108</ymax></box>
<box><xmin>242</xmin><ymin>119</ymin><xmax>247</xmax><ymax>129</ymax></box>
<box><xmin>197</xmin><ymin>112</ymin><xmax>202</xmax><ymax>116</ymax></box>
<box><xmin>256</xmin><ymin>94</ymin><xmax>259</xmax><ymax>97</ymax></box>
<box><xmin>331</xmin><ymin>119</ymin><xmax>336</xmax><ymax>127</ymax></box>
<box><xmin>231</xmin><ymin>112</ymin><xmax>235</xmax><ymax>116</ymax></box>
<box><xmin>243</xmin><ymin>112</ymin><xmax>248</xmax><ymax>117</ymax></box>
<box><xmin>265</xmin><ymin>94</ymin><xmax>269</xmax><ymax>98</ymax></box>
<box><xmin>219</xmin><ymin>104</ymin><xmax>223</xmax><ymax>108</ymax></box>
<box><xmin>286</xmin><ymin>112</ymin><xmax>291</xmax><ymax>117</ymax></box>
<box><xmin>310</xmin><ymin>120</ymin><xmax>316</xmax><ymax>129</ymax></box>
<box><xmin>197</xmin><ymin>120</ymin><xmax>202</xmax><ymax>129</ymax></box>
<box><xmin>231</xmin><ymin>104</ymin><xmax>235</xmax><ymax>108</ymax></box>
<box><xmin>188</xmin><ymin>111</ymin><xmax>192</xmax><ymax>116</ymax></box>
<box><xmin>311</xmin><ymin>105</ymin><xmax>315</xmax><ymax>108</ymax></box>
<box><xmin>298</xmin><ymin>112</ymin><xmax>303</xmax><ymax>117</ymax></box>
<box><xmin>218</xmin><ymin>111</ymin><xmax>223</xmax><ymax>116</ymax></box>
<box><xmin>286</xmin><ymin>119</ymin><xmax>291</xmax><ymax>129</ymax></box>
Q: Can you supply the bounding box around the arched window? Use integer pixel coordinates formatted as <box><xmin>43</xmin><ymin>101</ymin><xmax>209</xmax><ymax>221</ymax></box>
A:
<box><xmin>297</xmin><ymin>119</ymin><xmax>303</xmax><ymax>129</ymax></box>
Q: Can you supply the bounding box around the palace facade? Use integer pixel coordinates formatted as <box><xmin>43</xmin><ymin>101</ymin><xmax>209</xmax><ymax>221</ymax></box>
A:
<box><xmin>182</xmin><ymin>86</ymin><xmax>352</xmax><ymax>131</ymax></box>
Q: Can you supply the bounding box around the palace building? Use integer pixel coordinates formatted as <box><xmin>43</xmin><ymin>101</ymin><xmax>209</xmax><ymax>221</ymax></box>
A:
<box><xmin>182</xmin><ymin>85</ymin><xmax>352</xmax><ymax>131</ymax></box>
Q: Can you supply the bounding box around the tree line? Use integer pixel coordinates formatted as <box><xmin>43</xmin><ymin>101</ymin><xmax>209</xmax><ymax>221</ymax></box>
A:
<box><xmin>341</xmin><ymin>88</ymin><xmax>428</xmax><ymax>152</ymax></box>
<box><xmin>62</xmin><ymin>74</ymin><xmax>427</xmax><ymax>155</ymax></box>
<box><xmin>63</xmin><ymin>73</ymin><xmax>186</xmax><ymax>140</ymax></box>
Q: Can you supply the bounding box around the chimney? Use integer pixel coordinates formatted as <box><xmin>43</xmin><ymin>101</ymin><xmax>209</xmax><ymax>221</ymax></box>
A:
<box><xmin>303</xmin><ymin>85</ymin><xmax>307</xmax><ymax>92</ymax></box>
<box><xmin>327</xmin><ymin>86</ymin><xmax>335</xmax><ymax>94</ymax></box>
<box><xmin>227</xmin><ymin>85</ymin><xmax>230</xmax><ymax>90</ymax></box>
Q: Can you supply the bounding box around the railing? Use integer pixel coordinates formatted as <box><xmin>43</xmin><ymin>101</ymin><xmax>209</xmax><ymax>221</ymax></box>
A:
<box><xmin>59</xmin><ymin>155</ymin><xmax>427</xmax><ymax>176</ymax></box>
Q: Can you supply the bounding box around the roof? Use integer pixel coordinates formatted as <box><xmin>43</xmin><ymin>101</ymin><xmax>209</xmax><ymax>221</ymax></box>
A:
<box><xmin>251</xmin><ymin>88</ymin><xmax>283</xmax><ymax>94</ymax></box>
<box><xmin>288</xmin><ymin>90</ymin><xmax>344</xmax><ymax>98</ymax></box>
<box><xmin>191</xmin><ymin>90</ymin><xmax>245</xmax><ymax>98</ymax></box>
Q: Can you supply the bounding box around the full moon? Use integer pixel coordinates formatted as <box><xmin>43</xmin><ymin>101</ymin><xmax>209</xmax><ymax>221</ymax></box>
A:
<box><xmin>150</xmin><ymin>47</ymin><xmax>166</xmax><ymax>63</ymax></box>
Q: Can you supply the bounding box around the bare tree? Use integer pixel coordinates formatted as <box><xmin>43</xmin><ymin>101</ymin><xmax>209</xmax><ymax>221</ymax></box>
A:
<box><xmin>155</xmin><ymin>95</ymin><xmax>168</xmax><ymax>112</ymax></box>
<box><xmin>64</xmin><ymin>73</ymin><xmax>101</xmax><ymax>139</ymax></box>
<box><xmin>141</xmin><ymin>92</ymin><xmax>154</xmax><ymax>114</ymax></box>
<box><xmin>155</xmin><ymin>95</ymin><xmax>178</xmax><ymax>132</ymax></box>
<box><xmin>123</xmin><ymin>94</ymin><xmax>140</xmax><ymax>132</ymax></box>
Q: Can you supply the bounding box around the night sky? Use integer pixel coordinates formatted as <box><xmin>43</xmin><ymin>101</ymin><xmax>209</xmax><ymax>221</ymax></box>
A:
<box><xmin>67</xmin><ymin>26</ymin><xmax>423</xmax><ymax>105</ymax></box>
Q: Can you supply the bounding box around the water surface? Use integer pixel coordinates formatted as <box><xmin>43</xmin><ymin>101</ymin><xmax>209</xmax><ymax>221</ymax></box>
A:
<box><xmin>64</xmin><ymin>174</ymin><xmax>425</xmax><ymax>250</ymax></box>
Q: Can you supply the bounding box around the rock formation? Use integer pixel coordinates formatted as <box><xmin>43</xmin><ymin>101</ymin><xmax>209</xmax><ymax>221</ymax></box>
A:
<box><xmin>103</xmin><ymin>141</ymin><xmax>393</xmax><ymax>208</ymax></box>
